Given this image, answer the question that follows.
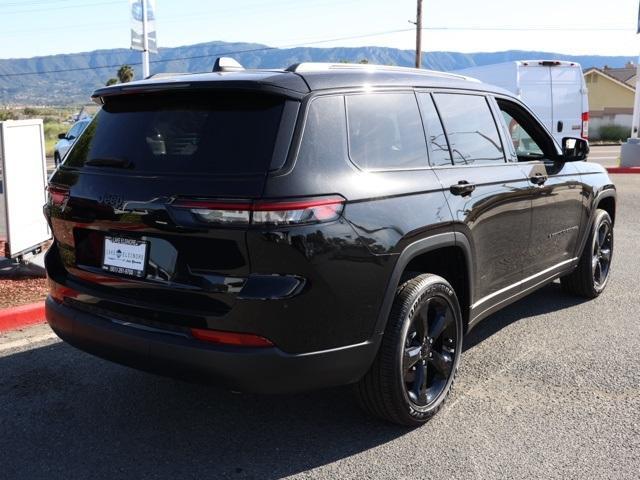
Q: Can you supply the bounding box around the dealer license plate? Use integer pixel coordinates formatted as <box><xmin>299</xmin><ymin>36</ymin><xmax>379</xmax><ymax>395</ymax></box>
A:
<box><xmin>102</xmin><ymin>236</ymin><xmax>148</xmax><ymax>278</ymax></box>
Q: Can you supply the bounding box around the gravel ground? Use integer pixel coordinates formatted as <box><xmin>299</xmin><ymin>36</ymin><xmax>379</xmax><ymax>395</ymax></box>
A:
<box><xmin>0</xmin><ymin>174</ymin><xmax>638</xmax><ymax>479</ymax></box>
<box><xmin>0</xmin><ymin>276</ymin><xmax>47</xmax><ymax>308</ymax></box>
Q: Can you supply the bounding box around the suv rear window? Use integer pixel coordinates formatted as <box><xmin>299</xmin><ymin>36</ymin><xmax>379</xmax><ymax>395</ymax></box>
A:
<box><xmin>64</xmin><ymin>92</ymin><xmax>286</xmax><ymax>175</ymax></box>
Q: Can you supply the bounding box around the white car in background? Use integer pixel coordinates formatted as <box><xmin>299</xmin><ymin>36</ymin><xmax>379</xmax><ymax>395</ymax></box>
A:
<box><xmin>54</xmin><ymin>118</ymin><xmax>91</xmax><ymax>166</ymax></box>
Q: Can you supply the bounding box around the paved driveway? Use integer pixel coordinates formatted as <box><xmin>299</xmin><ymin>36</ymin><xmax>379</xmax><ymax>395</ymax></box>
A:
<box><xmin>588</xmin><ymin>144</ymin><xmax>620</xmax><ymax>167</ymax></box>
<box><xmin>0</xmin><ymin>176</ymin><xmax>638</xmax><ymax>480</ymax></box>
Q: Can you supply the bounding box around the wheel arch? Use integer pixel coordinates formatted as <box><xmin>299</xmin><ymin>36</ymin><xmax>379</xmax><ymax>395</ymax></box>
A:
<box><xmin>373</xmin><ymin>232</ymin><xmax>473</xmax><ymax>337</ymax></box>
<box><xmin>595</xmin><ymin>190</ymin><xmax>616</xmax><ymax>225</ymax></box>
<box><xmin>575</xmin><ymin>186</ymin><xmax>616</xmax><ymax>259</ymax></box>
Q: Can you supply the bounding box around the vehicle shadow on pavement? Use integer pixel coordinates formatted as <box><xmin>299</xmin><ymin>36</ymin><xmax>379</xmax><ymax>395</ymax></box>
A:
<box><xmin>463</xmin><ymin>281</ymin><xmax>589</xmax><ymax>352</ymax></box>
<box><xmin>0</xmin><ymin>341</ymin><xmax>407</xmax><ymax>480</ymax></box>
<box><xmin>0</xmin><ymin>282</ymin><xmax>588</xmax><ymax>479</ymax></box>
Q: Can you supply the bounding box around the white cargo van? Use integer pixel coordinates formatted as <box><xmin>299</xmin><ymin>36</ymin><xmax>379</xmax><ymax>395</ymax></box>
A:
<box><xmin>452</xmin><ymin>60</ymin><xmax>589</xmax><ymax>145</ymax></box>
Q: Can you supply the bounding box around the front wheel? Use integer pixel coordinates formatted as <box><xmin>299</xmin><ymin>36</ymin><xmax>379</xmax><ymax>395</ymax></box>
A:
<box><xmin>561</xmin><ymin>209</ymin><xmax>613</xmax><ymax>298</ymax></box>
<box><xmin>355</xmin><ymin>273</ymin><xmax>463</xmax><ymax>426</ymax></box>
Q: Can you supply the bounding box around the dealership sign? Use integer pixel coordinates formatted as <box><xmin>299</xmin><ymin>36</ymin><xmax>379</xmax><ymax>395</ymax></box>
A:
<box><xmin>130</xmin><ymin>0</ymin><xmax>157</xmax><ymax>53</ymax></box>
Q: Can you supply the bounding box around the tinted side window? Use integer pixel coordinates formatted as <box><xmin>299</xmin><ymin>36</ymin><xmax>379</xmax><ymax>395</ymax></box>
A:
<box><xmin>417</xmin><ymin>93</ymin><xmax>452</xmax><ymax>166</ymax></box>
<box><xmin>298</xmin><ymin>95</ymin><xmax>348</xmax><ymax>170</ymax></box>
<box><xmin>501</xmin><ymin>110</ymin><xmax>544</xmax><ymax>160</ymax></box>
<box><xmin>434</xmin><ymin>94</ymin><xmax>505</xmax><ymax>165</ymax></box>
<box><xmin>346</xmin><ymin>93</ymin><xmax>427</xmax><ymax>171</ymax></box>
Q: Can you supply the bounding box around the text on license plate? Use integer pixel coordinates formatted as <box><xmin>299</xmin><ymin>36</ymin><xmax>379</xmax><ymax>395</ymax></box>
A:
<box><xmin>102</xmin><ymin>236</ymin><xmax>148</xmax><ymax>278</ymax></box>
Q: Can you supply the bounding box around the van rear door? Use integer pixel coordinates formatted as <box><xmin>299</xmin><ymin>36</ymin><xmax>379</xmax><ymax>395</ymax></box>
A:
<box><xmin>550</xmin><ymin>64</ymin><xmax>587</xmax><ymax>140</ymax></box>
<box><xmin>518</xmin><ymin>65</ymin><xmax>553</xmax><ymax>134</ymax></box>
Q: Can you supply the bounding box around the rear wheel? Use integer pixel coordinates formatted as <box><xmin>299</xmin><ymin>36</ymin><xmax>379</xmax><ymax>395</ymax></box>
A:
<box><xmin>561</xmin><ymin>209</ymin><xmax>613</xmax><ymax>298</ymax></box>
<box><xmin>355</xmin><ymin>274</ymin><xmax>463</xmax><ymax>426</ymax></box>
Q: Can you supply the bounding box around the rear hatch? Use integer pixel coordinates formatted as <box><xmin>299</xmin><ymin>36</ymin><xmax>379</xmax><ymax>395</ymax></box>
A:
<box><xmin>46</xmin><ymin>89</ymin><xmax>298</xmax><ymax>328</ymax></box>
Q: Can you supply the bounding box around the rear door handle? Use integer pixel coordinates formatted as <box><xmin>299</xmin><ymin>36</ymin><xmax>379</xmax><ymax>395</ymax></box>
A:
<box><xmin>449</xmin><ymin>181</ymin><xmax>476</xmax><ymax>196</ymax></box>
<box><xmin>530</xmin><ymin>173</ymin><xmax>548</xmax><ymax>185</ymax></box>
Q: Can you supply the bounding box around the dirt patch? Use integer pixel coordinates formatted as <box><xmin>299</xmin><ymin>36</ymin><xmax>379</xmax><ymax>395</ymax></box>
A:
<box><xmin>0</xmin><ymin>276</ymin><xmax>48</xmax><ymax>309</ymax></box>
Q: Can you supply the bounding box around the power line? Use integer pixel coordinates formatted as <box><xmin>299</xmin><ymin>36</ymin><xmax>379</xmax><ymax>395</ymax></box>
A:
<box><xmin>0</xmin><ymin>0</ymin><xmax>86</xmax><ymax>7</ymax></box>
<box><xmin>423</xmin><ymin>26</ymin><xmax>630</xmax><ymax>31</ymax></box>
<box><xmin>0</xmin><ymin>27</ymin><xmax>416</xmax><ymax>78</ymax></box>
<box><xmin>0</xmin><ymin>23</ymin><xmax>633</xmax><ymax>78</ymax></box>
<box><xmin>0</xmin><ymin>0</ymin><xmax>121</xmax><ymax>15</ymax></box>
<box><xmin>1</xmin><ymin>0</ymin><xmax>364</xmax><ymax>35</ymax></box>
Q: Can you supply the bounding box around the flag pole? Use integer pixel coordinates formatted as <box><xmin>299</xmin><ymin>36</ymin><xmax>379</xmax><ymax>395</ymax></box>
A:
<box><xmin>141</xmin><ymin>0</ymin><xmax>150</xmax><ymax>78</ymax></box>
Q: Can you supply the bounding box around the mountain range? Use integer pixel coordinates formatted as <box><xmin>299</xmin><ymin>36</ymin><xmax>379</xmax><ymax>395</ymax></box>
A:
<box><xmin>0</xmin><ymin>40</ymin><xmax>635</xmax><ymax>105</ymax></box>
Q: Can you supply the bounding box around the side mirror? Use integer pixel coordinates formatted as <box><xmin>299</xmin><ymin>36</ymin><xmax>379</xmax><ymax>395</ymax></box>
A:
<box><xmin>561</xmin><ymin>137</ymin><xmax>589</xmax><ymax>162</ymax></box>
<box><xmin>58</xmin><ymin>132</ymin><xmax>67</xmax><ymax>140</ymax></box>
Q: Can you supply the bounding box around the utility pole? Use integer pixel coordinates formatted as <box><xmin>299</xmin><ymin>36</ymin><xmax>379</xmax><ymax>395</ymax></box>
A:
<box><xmin>141</xmin><ymin>0</ymin><xmax>150</xmax><ymax>78</ymax></box>
<box><xmin>631</xmin><ymin>58</ymin><xmax>640</xmax><ymax>139</ymax></box>
<box><xmin>618</xmin><ymin>3</ymin><xmax>640</xmax><ymax>167</ymax></box>
<box><xmin>415</xmin><ymin>0</ymin><xmax>423</xmax><ymax>69</ymax></box>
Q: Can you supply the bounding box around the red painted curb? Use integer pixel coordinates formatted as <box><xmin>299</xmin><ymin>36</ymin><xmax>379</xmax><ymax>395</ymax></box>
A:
<box><xmin>0</xmin><ymin>302</ymin><xmax>46</xmax><ymax>332</ymax></box>
<box><xmin>606</xmin><ymin>167</ymin><xmax>640</xmax><ymax>174</ymax></box>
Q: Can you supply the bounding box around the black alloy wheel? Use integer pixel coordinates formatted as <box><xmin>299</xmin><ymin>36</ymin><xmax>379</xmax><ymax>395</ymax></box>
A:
<box><xmin>592</xmin><ymin>217</ymin><xmax>613</xmax><ymax>290</ymax></box>
<box><xmin>561</xmin><ymin>209</ymin><xmax>613</xmax><ymax>298</ymax></box>
<box><xmin>402</xmin><ymin>295</ymin><xmax>457</xmax><ymax>408</ymax></box>
<box><xmin>356</xmin><ymin>273</ymin><xmax>463</xmax><ymax>426</ymax></box>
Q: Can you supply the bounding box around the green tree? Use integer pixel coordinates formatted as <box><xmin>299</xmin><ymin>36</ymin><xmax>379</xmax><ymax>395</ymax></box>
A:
<box><xmin>105</xmin><ymin>77</ymin><xmax>118</xmax><ymax>86</ymax></box>
<box><xmin>117</xmin><ymin>65</ymin><xmax>134</xmax><ymax>83</ymax></box>
<box><xmin>0</xmin><ymin>110</ymin><xmax>17</xmax><ymax>121</ymax></box>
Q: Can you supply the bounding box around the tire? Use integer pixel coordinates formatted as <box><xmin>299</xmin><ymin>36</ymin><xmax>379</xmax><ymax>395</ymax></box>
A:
<box><xmin>561</xmin><ymin>209</ymin><xmax>613</xmax><ymax>298</ymax></box>
<box><xmin>355</xmin><ymin>273</ymin><xmax>463</xmax><ymax>427</ymax></box>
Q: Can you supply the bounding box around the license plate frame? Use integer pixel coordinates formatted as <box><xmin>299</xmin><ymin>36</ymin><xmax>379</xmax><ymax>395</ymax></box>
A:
<box><xmin>101</xmin><ymin>236</ymin><xmax>149</xmax><ymax>278</ymax></box>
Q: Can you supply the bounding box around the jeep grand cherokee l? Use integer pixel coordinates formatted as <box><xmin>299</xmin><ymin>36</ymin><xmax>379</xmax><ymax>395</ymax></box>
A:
<box><xmin>44</xmin><ymin>60</ymin><xmax>616</xmax><ymax>426</ymax></box>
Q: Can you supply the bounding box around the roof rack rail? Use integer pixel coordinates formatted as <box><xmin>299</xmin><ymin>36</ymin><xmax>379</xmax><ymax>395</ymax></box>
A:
<box><xmin>146</xmin><ymin>72</ymin><xmax>187</xmax><ymax>79</ymax></box>
<box><xmin>213</xmin><ymin>57</ymin><xmax>245</xmax><ymax>73</ymax></box>
<box><xmin>285</xmin><ymin>62</ymin><xmax>476</xmax><ymax>81</ymax></box>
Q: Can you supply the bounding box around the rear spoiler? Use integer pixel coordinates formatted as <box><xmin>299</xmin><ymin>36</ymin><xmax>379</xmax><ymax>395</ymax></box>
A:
<box><xmin>91</xmin><ymin>78</ymin><xmax>309</xmax><ymax>105</ymax></box>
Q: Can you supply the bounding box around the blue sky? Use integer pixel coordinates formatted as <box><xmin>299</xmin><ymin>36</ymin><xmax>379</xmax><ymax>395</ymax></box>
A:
<box><xmin>0</xmin><ymin>0</ymin><xmax>639</xmax><ymax>60</ymax></box>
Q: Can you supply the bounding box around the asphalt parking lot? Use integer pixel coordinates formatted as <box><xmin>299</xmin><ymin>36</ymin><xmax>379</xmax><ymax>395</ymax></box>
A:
<box><xmin>1</xmin><ymin>151</ymin><xmax>638</xmax><ymax>479</ymax></box>
<box><xmin>588</xmin><ymin>144</ymin><xmax>621</xmax><ymax>167</ymax></box>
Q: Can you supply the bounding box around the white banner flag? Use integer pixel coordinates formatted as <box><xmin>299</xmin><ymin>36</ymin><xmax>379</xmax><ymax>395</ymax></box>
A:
<box><xmin>130</xmin><ymin>0</ymin><xmax>157</xmax><ymax>53</ymax></box>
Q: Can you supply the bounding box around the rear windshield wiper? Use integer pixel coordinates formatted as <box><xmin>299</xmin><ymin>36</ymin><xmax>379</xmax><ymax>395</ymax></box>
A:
<box><xmin>85</xmin><ymin>157</ymin><xmax>133</xmax><ymax>168</ymax></box>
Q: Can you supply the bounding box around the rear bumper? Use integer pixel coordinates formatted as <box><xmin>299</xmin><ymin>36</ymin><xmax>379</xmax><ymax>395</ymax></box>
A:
<box><xmin>45</xmin><ymin>297</ymin><xmax>379</xmax><ymax>394</ymax></box>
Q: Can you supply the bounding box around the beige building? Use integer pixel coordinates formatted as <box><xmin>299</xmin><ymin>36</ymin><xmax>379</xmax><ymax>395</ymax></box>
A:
<box><xmin>584</xmin><ymin>64</ymin><xmax>636</xmax><ymax>137</ymax></box>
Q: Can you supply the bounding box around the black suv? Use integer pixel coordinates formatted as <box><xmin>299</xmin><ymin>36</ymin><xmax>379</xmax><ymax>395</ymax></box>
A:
<box><xmin>44</xmin><ymin>60</ymin><xmax>616</xmax><ymax>426</ymax></box>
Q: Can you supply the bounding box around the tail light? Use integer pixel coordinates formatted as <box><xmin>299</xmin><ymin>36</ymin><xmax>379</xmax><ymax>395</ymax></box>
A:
<box><xmin>581</xmin><ymin>112</ymin><xmax>589</xmax><ymax>139</ymax></box>
<box><xmin>47</xmin><ymin>185</ymin><xmax>70</xmax><ymax>207</ymax></box>
<box><xmin>173</xmin><ymin>196</ymin><xmax>345</xmax><ymax>226</ymax></box>
<box><xmin>191</xmin><ymin>328</ymin><xmax>273</xmax><ymax>347</ymax></box>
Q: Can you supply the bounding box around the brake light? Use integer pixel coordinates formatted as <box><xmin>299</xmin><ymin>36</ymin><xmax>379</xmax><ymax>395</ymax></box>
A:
<box><xmin>173</xmin><ymin>196</ymin><xmax>345</xmax><ymax>226</ymax></box>
<box><xmin>581</xmin><ymin>112</ymin><xmax>589</xmax><ymax>139</ymax></box>
<box><xmin>191</xmin><ymin>328</ymin><xmax>273</xmax><ymax>347</ymax></box>
<box><xmin>47</xmin><ymin>185</ymin><xmax>69</xmax><ymax>207</ymax></box>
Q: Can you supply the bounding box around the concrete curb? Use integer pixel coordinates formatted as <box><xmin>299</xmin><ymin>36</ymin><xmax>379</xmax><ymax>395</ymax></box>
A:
<box><xmin>606</xmin><ymin>167</ymin><xmax>640</xmax><ymax>174</ymax></box>
<box><xmin>0</xmin><ymin>302</ymin><xmax>46</xmax><ymax>332</ymax></box>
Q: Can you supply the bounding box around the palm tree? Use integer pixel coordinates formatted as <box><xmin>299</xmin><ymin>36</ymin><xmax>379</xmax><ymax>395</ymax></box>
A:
<box><xmin>117</xmin><ymin>65</ymin><xmax>134</xmax><ymax>83</ymax></box>
<box><xmin>105</xmin><ymin>78</ymin><xmax>118</xmax><ymax>86</ymax></box>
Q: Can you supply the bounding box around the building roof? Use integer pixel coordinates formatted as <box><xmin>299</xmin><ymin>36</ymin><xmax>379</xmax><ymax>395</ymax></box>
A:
<box><xmin>600</xmin><ymin>64</ymin><xmax>636</xmax><ymax>85</ymax></box>
<box><xmin>584</xmin><ymin>67</ymin><xmax>636</xmax><ymax>93</ymax></box>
